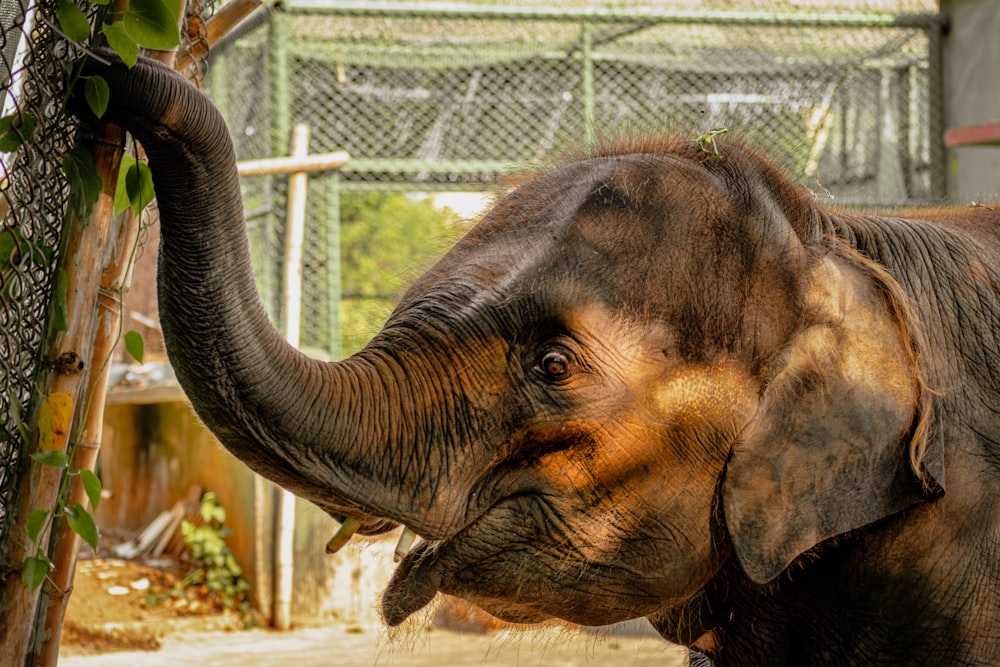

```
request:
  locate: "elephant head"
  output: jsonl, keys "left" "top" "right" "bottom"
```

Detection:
{"left": 81, "top": 56, "right": 946, "bottom": 638}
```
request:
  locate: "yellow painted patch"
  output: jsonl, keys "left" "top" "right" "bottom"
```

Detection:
{"left": 38, "top": 392, "right": 73, "bottom": 452}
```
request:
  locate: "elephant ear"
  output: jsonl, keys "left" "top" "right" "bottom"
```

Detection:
{"left": 723, "top": 249, "right": 944, "bottom": 584}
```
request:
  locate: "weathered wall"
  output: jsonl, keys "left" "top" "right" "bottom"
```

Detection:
{"left": 941, "top": 0, "right": 1000, "bottom": 202}
{"left": 98, "top": 395, "right": 396, "bottom": 626}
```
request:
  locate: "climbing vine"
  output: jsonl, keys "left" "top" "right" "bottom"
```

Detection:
{"left": 2, "top": 0, "right": 182, "bottom": 595}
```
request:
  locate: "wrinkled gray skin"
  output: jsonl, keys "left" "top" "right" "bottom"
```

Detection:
{"left": 79, "top": 55, "right": 1000, "bottom": 665}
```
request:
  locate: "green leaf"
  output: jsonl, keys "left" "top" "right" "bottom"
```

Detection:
{"left": 62, "top": 145, "right": 103, "bottom": 219}
{"left": 103, "top": 22, "right": 139, "bottom": 67}
{"left": 0, "top": 113, "right": 37, "bottom": 152}
{"left": 0, "top": 227, "right": 21, "bottom": 271}
{"left": 124, "top": 330, "right": 145, "bottom": 363}
{"left": 80, "top": 469, "right": 102, "bottom": 510}
{"left": 65, "top": 503, "right": 100, "bottom": 550}
{"left": 123, "top": 0, "right": 181, "bottom": 50}
{"left": 56, "top": 0, "right": 91, "bottom": 43}
{"left": 31, "top": 450, "right": 69, "bottom": 469}
{"left": 115, "top": 159, "right": 156, "bottom": 216}
{"left": 9, "top": 394, "right": 30, "bottom": 445}
{"left": 22, "top": 555, "right": 51, "bottom": 595}
{"left": 52, "top": 266, "right": 69, "bottom": 332}
{"left": 27, "top": 509, "right": 49, "bottom": 544}
{"left": 84, "top": 75, "right": 110, "bottom": 119}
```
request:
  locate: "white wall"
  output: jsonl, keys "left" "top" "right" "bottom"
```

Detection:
{"left": 942, "top": 0, "right": 1000, "bottom": 203}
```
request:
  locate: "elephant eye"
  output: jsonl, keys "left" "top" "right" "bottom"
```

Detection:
{"left": 536, "top": 350, "right": 572, "bottom": 382}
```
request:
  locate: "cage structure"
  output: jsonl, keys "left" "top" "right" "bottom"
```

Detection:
{"left": 204, "top": 0, "right": 944, "bottom": 361}
{"left": 0, "top": 0, "right": 77, "bottom": 539}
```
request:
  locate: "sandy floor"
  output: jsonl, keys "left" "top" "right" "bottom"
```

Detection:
{"left": 58, "top": 622, "right": 688, "bottom": 667}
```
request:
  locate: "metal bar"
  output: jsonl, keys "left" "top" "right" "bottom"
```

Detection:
{"left": 925, "top": 22, "right": 947, "bottom": 201}
{"left": 326, "top": 173, "right": 342, "bottom": 361}
{"left": 581, "top": 21, "right": 595, "bottom": 147}
{"left": 268, "top": 9, "right": 290, "bottom": 157}
{"left": 340, "top": 158, "right": 523, "bottom": 175}
{"left": 284, "top": 0, "right": 943, "bottom": 29}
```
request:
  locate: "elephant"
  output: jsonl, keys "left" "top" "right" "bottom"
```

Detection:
{"left": 75, "top": 54, "right": 1000, "bottom": 666}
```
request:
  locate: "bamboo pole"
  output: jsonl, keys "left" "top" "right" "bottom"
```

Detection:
{"left": 29, "top": 21, "right": 192, "bottom": 667}
{"left": 33, "top": 195, "right": 142, "bottom": 667}
{"left": 272, "top": 123, "right": 310, "bottom": 631}
{"left": 173, "top": 0, "right": 263, "bottom": 74}
{"left": 0, "top": 118, "right": 126, "bottom": 667}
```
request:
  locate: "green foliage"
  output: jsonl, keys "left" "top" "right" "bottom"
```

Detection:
{"left": 11, "top": 0, "right": 176, "bottom": 602}
{"left": 696, "top": 127, "right": 729, "bottom": 159}
{"left": 64, "top": 502, "right": 99, "bottom": 550}
{"left": 124, "top": 329, "right": 144, "bottom": 363}
{"left": 339, "top": 193, "right": 468, "bottom": 354}
{"left": 114, "top": 158, "right": 155, "bottom": 216}
{"left": 0, "top": 112, "right": 36, "bottom": 152}
{"left": 21, "top": 555, "right": 52, "bottom": 594}
{"left": 149, "top": 493, "right": 252, "bottom": 619}
{"left": 20, "top": 464, "right": 105, "bottom": 594}
{"left": 83, "top": 75, "right": 110, "bottom": 119}
{"left": 61, "top": 144, "right": 103, "bottom": 220}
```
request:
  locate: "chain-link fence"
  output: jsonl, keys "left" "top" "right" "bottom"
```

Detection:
{"left": 204, "top": 0, "right": 944, "bottom": 360}
{"left": 0, "top": 0, "right": 75, "bottom": 543}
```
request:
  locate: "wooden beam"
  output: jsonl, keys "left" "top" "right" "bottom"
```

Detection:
{"left": 236, "top": 151, "right": 350, "bottom": 176}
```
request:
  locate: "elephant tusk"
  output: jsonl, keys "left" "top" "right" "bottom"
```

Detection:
{"left": 325, "top": 516, "right": 362, "bottom": 554}
{"left": 394, "top": 526, "right": 418, "bottom": 563}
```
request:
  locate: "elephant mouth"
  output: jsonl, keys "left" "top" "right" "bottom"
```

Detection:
{"left": 380, "top": 494, "right": 552, "bottom": 626}
{"left": 381, "top": 538, "right": 449, "bottom": 625}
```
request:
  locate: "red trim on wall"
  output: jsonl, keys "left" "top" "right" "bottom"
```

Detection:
{"left": 945, "top": 122, "right": 1000, "bottom": 147}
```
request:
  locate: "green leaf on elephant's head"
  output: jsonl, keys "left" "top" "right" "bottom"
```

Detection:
{"left": 103, "top": 22, "right": 139, "bottom": 67}
{"left": 22, "top": 554, "right": 52, "bottom": 595}
{"left": 62, "top": 145, "right": 103, "bottom": 220}
{"left": 84, "top": 75, "right": 110, "bottom": 119}
{"left": 27, "top": 509, "right": 49, "bottom": 544}
{"left": 124, "top": 329, "right": 144, "bottom": 363}
{"left": 79, "top": 469, "right": 103, "bottom": 510}
{"left": 123, "top": 0, "right": 181, "bottom": 51}
{"left": 65, "top": 502, "right": 99, "bottom": 550}
{"left": 56, "top": 0, "right": 91, "bottom": 43}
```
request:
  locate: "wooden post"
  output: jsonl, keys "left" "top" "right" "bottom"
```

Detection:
{"left": 272, "top": 123, "right": 310, "bottom": 631}
{"left": 27, "top": 13, "right": 193, "bottom": 665}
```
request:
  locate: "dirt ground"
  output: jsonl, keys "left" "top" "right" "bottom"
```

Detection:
{"left": 58, "top": 557, "right": 689, "bottom": 667}
{"left": 60, "top": 557, "right": 248, "bottom": 655}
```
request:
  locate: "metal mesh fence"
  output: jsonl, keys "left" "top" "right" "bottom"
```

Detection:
{"left": 205, "top": 0, "right": 943, "bottom": 359}
{"left": 0, "top": 0, "right": 75, "bottom": 541}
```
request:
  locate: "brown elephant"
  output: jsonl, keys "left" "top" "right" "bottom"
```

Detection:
{"left": 77, "top": 55, "right": 1000, "bottom": 665}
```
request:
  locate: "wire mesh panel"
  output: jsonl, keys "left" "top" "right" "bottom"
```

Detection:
{"left": 206, "top": 0, "right": 943, "bottom": 361}
{"left": 0, "top": 0, "right": 74, "bottom": 539}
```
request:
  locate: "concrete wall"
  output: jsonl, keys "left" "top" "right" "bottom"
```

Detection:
{"left": 942, "top": 0, "right": 1000, "bottom": 203}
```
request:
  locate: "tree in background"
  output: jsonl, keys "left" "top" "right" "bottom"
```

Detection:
{"left": 338, "top": 192, "right": 471, "bottom": 356}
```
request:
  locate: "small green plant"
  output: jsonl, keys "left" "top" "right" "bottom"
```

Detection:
{"left": 696, "top": 127, "right": 729, "bottom": 159}
{"left": 148, "top": 492, "right": 253, "bottom": 623}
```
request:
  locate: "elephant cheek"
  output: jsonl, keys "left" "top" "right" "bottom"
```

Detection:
{"left": 648, "top": 360, "right": 758, "bottom": 459}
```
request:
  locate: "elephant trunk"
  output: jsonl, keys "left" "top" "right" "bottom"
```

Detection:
{"left": 85, "top": 55, "right": 447, "bottom": 536}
